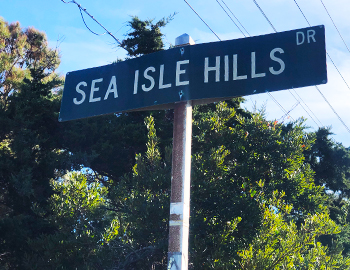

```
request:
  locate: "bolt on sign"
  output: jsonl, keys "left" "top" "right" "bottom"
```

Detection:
{"left": 59, "top": 25, "right": 327, "bottom": 122}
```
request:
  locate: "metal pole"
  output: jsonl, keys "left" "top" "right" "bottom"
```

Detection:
{"left": 167, "top": 34, "right": 195, "bottom": 270}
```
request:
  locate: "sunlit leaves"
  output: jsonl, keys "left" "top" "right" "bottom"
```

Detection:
{"left": 238, "top": 192, "right": 349, "bottom": 269}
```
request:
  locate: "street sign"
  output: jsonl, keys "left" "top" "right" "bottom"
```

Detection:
{"left": 59, "top": 25, "right": 327, "bottom": 122}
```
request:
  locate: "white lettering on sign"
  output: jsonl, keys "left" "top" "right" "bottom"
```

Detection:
{"left": 297, "top": 30, "right": 316, "bottom": 45}
{"left": 73, "top": 81, "right": 87, "bottom": 105}
{"left": 159, "top": 64, "right": 172, "bottom": 89}
{"left": 142, "top": 66, "right": 156, "bottom": 92}
{"left": 73, "top": 76, "right": 119, "bottom": 105}
{"left": 204, "top": 56, "right": 220, "bottom": 83}
{"left": 133, "top": 61, "right": 190, "bottom": 95}
{"left": 233, "top": 54, "right": 248, "bottom": 80}
{"left": 224, "top": 55, "right": 229, "bottom": 82}
{"left": 203, "top": 47, "right": 285, "bottom": 83}
{"left": 133, "top": 70, "right": 139, "bottom": 94}
{"left": 104, "top": 76, "right": 118, "bottom": 99}
{"left": 176, "top": 60, "right": 190, "bottom": 86}
{"left": 89, "top": 78, "right": 103, "bottom": 103}
{"left": 251, "top": 52, "right": 266, "bottom": 78}
{"left": 269, "top": 48, "right": 285, "bottom": 75}
{"left": 71, "top": 47, "right": 288, "bottom": 106}
{"left": 307, "top": 30, "right": 316, "bottom": 43}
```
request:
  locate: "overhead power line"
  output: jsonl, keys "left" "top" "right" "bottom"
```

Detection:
{"left": 292, "top": 0, "right": 311, "bottom": 26}
{"left": 266, "top": 91, "right": 295, "bottom": 122}
{"left": 252, "top": 0, "right": 277, "bottom": 32}
{"left": 219, "top": 0, "right": 320, "bottom": 123}
{"left": 279, "top": 100, "right": 300, "bottom": 123}
{"left": 183, "top": 0, "right": 222, "bottom": 41}
{"left": 288, "top": 89, "right": 322, "bottom": 127}
{"left": 319, "top": 0, "right": 350, "bottom": 54}
{"left": 315, "top": 86, "right": 350, "bottom": 133}
{"left": 221, "top": 0, "right": 250, "bottom": 36}
{"left": 290, "top": 89, "right": 323, "bottom": 127}
{"left": 60, "top": 0, "right": 123, "bottom": 46}
{"left": 215, "top": 0, "right": 246, "bottom": 37}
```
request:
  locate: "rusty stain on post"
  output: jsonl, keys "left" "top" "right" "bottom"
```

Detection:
{"left": 167, "top": 34, "right": 194, "bottom": 270}
{"left": 168, "top": 101, "right": 192, "bottom": 270}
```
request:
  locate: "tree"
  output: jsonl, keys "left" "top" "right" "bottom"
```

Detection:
{"left": 237, "top": 191, "right": 350, "bottom": 269}
{"left": 105, "top": 101, "right": 347, "bottom": 269}
{"left": 0, "top": 17, "right": 59, "bottom": 104}
{"left": 305, "top": 127, "right": 350, "bottom": 197}
{"left": 0, "top": 15, "right": 175, "bottom": 268}
{"left": 23, "top": 172, "right": 119, "bottom": 269}
{"left": 188, "top": 102, "right": 327, "bottom": 268}
{"left": 0, "top": 19, "right": 67, "bottom": 269}
{"left": 304, "top": 127, "right": 350, "bottom": 257}
{"left": 120, "top": 15, "right": 176, "bottom": 58}
{"left": 108, "top": 116, "right": 172, "bottom": 269}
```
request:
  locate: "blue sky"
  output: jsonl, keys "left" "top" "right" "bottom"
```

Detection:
{"left": 1, "top": 0, "right": 350, "bottom": 146}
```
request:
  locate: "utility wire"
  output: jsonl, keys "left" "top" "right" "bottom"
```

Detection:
{"left": 251, "top": 0, "right": 316, "bottom": 121}
{"left": 315, "top": 86, "right": 350, "bottom": 133}
{"left": 326, "top": 52, "right": 350, "bottom": 91}
{"left": 291, "top": 89, "right": 323, "bottom": 126}
{"left": 221, "top": 0, "right": 250, "bottom": 36}
{"left": 60, "top": 0, "right": 123, "bottom": 45}
{"left": 183, "top": 0, "right": 222, "bottom": 41}
{"left": 252, "top": 0, "right": 277, "bottom": 32}
{"left": 78, "top": 7, "right": 106, "bottom": 36}
{"left": 233, "top": 0, "right": 320, "bottom": 122}
{"left": 319, "top": 0, "right": 350, "bottom": 53}
{"left": 279, "top": 100, "right": 300, "bottom": 123}
{"left": 266, "top": 91, "right": 295, "bottom": 121}
{"left": 288, "top": 90, "right": 321, "bottom": 127}
{"left": 292, "top": 0, "right": 311, "bottom": 26}
{"left": 215, "top": 0, "right": 246, "bottom": 37}
{"left": 219, "top": 0, "right": 330, "bottom": 126}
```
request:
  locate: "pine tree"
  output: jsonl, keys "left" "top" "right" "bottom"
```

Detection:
{"left": 0, "top": 18, "right": 66, "bottom": 269}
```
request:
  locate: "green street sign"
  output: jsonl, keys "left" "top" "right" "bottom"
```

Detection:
{"left": 59, "top": 25, "right": 327, "bottom": 122}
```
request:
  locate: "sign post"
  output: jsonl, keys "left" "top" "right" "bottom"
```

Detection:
{"left": 167, "top": 34, "right": 195, "bottom": 270}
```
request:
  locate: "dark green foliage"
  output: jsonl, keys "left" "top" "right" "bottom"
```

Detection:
{"left": 0, "top": 17, "right": 60, "bottom": 104}
{"left": 23, "top": 172, "right": 119, "bottom": 269}
{"left": 304, "top": 127, "right": 350, "bottom": 257}
{"left": 60, "top": 110, "right": 173, "bottom": 181}
{"left": 108, "top": 116, "right": 172, "bottom": 269}
{"left": 189, "top": 102, "right": 326, "bottom": 268}
{"left": 120, "top": 14, "right": 176, "bottom": 57}
{"left": 305, "top": 127, "right": 350, "bottom": 197}
{"left": 0, "top": 19, "right": 68, "bottom": 269}
{"left": 237, "top": 191, "right": 350, "bottom": 269}
{"left": 0, "top": 73, "right": 68, "bottom": 268}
